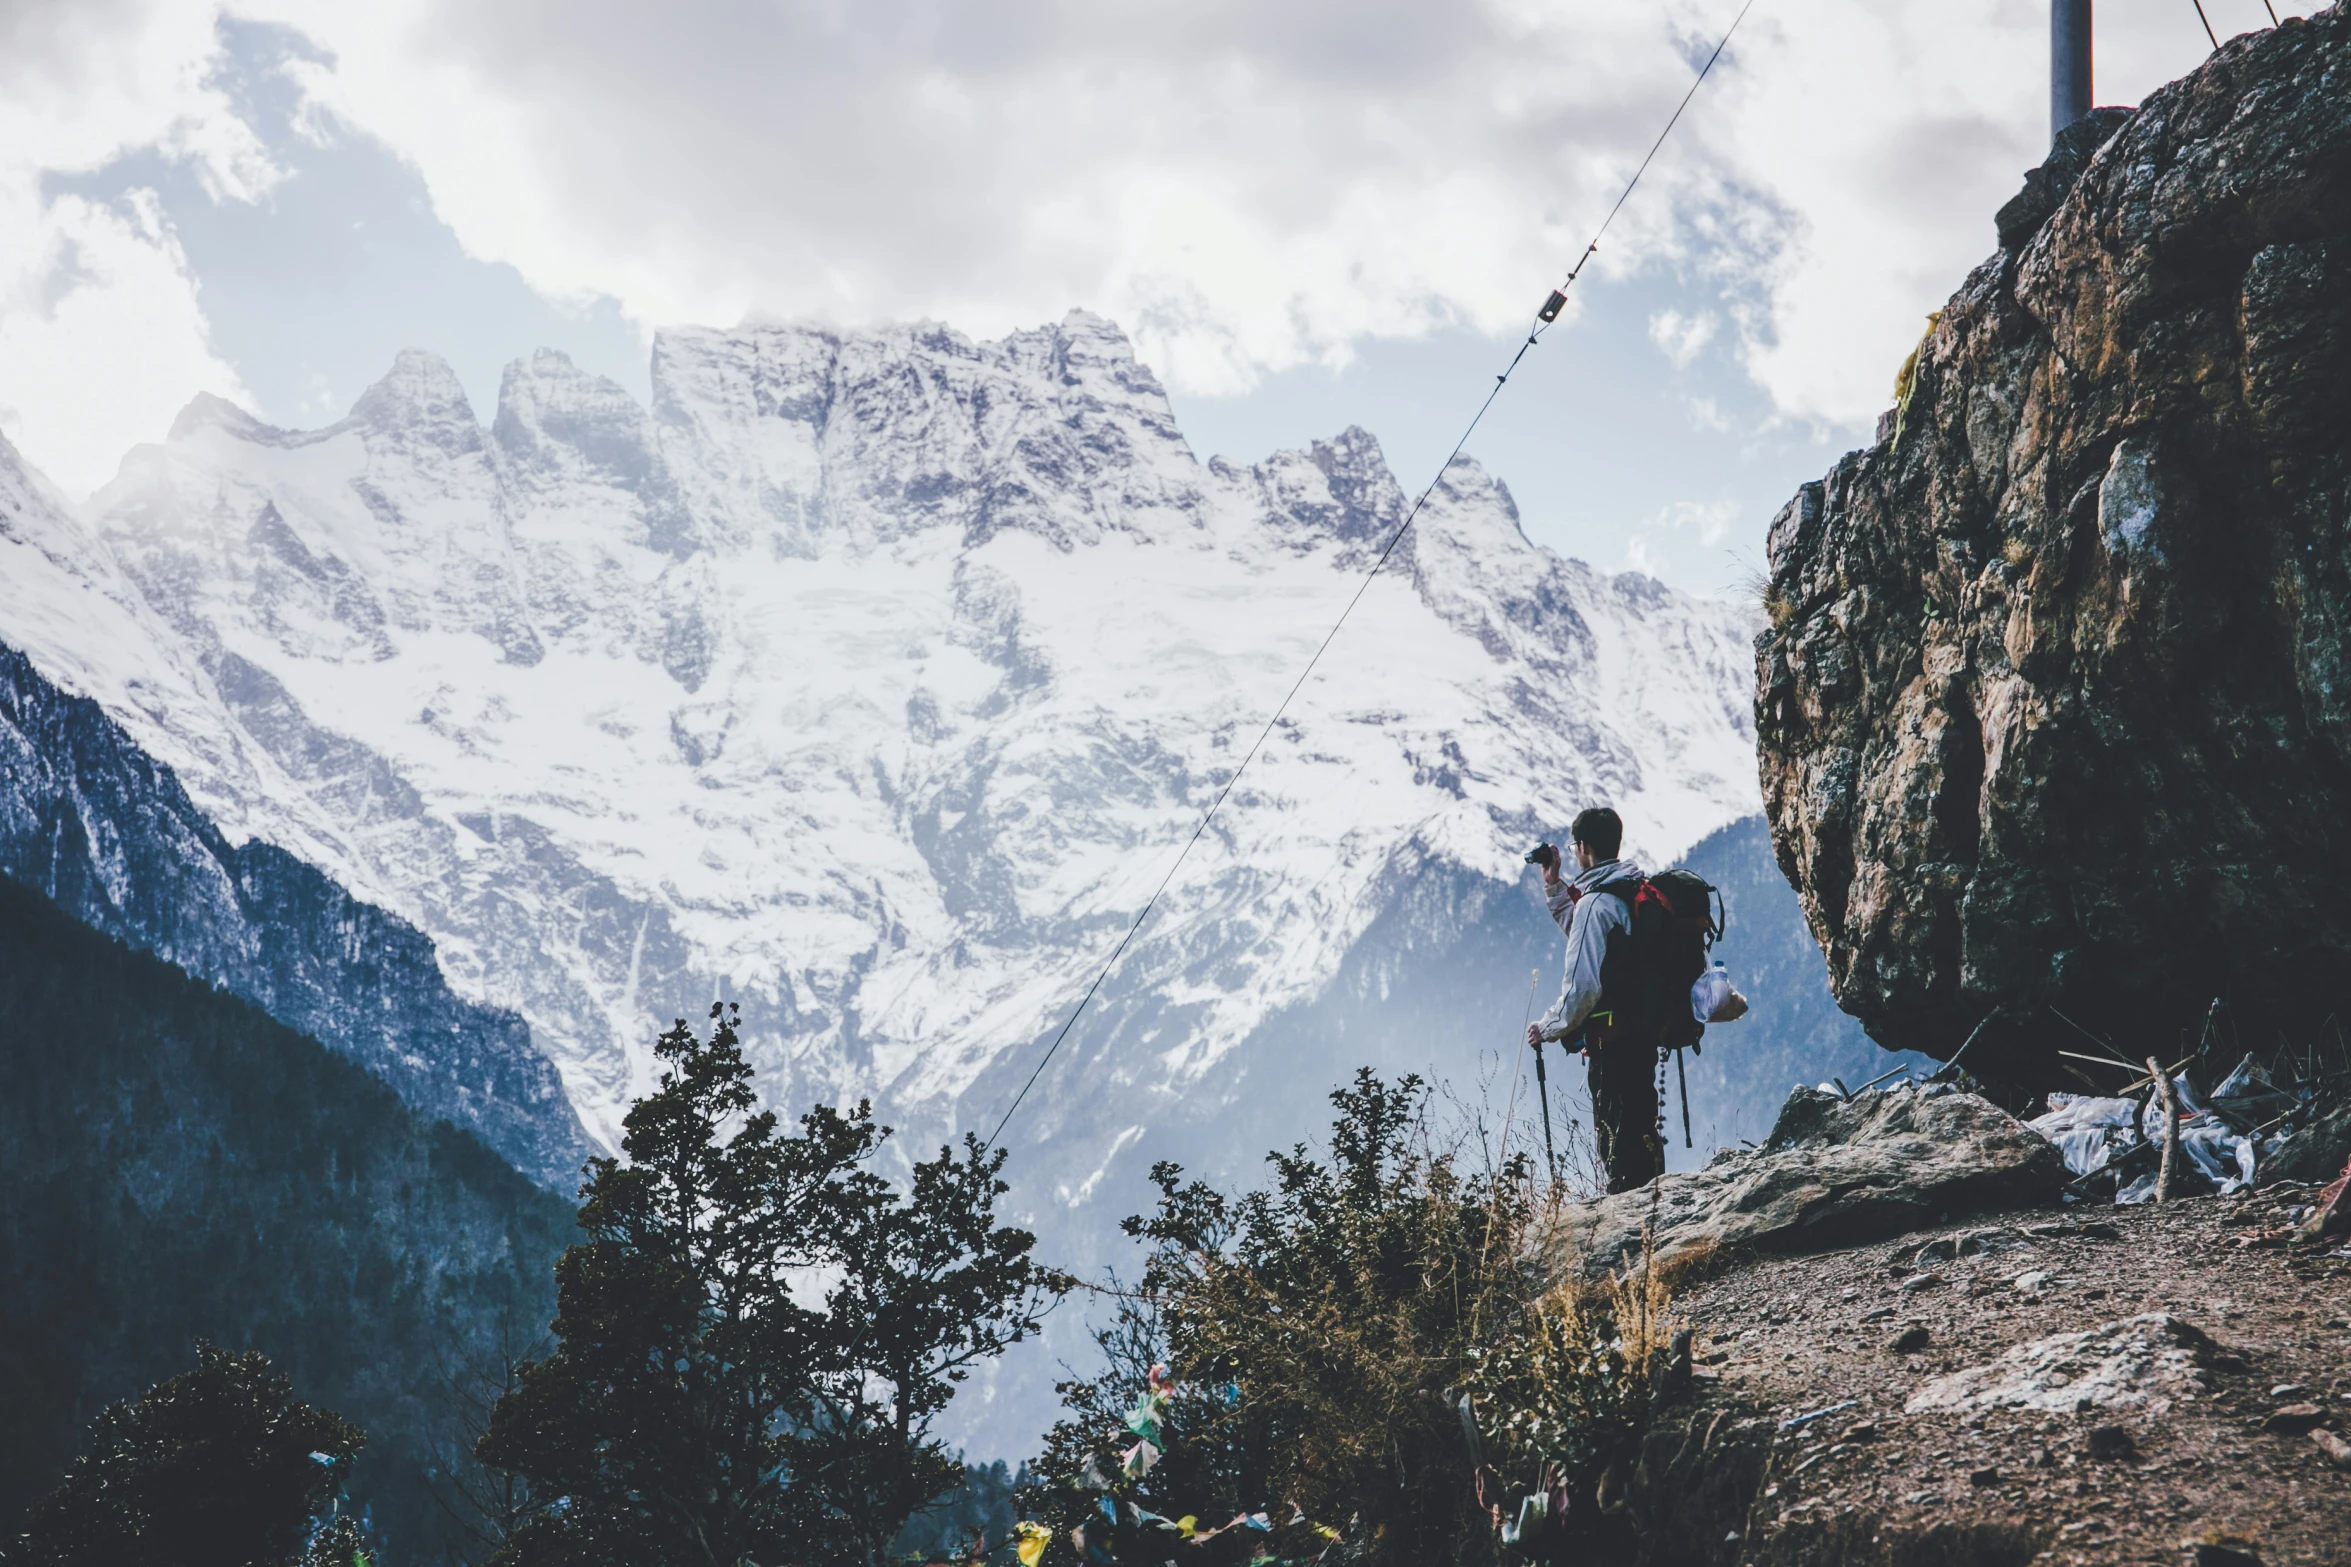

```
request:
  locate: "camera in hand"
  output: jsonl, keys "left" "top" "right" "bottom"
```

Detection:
{"left": 1524, "top": 842, "right": 1559, "bottom": 871}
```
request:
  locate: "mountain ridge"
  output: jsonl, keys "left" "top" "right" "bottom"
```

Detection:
{"left": 14, "top": 310, "right": 1764, "bottom": 1173}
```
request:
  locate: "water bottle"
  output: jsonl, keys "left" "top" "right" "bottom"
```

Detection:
{"left": 1691, "top": 959, "right": 1733, "bottom": 1024}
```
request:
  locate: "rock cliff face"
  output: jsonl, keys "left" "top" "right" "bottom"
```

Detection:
{"left": 0, "top": 641, "right": 592, "bottom": 1187}
{"left": 1757, "top": 11, "right": 2351, "bottom": 1084}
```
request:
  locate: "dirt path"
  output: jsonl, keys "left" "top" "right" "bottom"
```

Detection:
{"left": 1667, "top": 1186, "right": 2351, "bottom": 1565}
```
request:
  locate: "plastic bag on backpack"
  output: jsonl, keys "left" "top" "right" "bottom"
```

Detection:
{"left": 1690, "top": 961, "right": 1747, "bottom": 1023}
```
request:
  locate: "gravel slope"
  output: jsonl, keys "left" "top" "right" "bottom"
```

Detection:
{"left": 1660, "top": 1187, "right": 2351, "bottom": 1565}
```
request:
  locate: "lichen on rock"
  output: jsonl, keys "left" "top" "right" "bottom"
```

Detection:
{"left": 1757, "top": 11, "right": 2351, "bottom": 1084}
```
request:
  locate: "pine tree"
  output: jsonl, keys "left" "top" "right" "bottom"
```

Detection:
{"left": 479, "top": 1004, "right": 1057, "bottom": 1566}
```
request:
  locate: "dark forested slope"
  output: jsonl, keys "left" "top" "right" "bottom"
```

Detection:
{"left": 0, "top": 871, "right": 573, "bottom": 1563}
{"left": 0, "top": 641, "right": 592, "bottom": 1187}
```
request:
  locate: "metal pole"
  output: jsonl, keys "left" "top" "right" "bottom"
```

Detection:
{"left": 2052, "top": 0, "right": 2093, "bottom": 142}
{"left": 1532, "top": 1040, "right": 1559, "bottom": 1186}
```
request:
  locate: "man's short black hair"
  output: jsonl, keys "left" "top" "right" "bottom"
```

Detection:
{"left": 1570, "top": 806, "right": 1623, "bottom": 860}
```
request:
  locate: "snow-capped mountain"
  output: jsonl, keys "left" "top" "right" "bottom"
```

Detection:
{"left": 2, "top": 431, "right": 593, "bottom": 1184}
{"left": 0, "top": 308, "right": 1901, "bottom": 1445}
{"left": 21, "top": 311, "right": 1761, "bottom": 1178}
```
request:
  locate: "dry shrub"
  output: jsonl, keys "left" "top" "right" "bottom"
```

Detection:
{"left": 1650, "top": 1235, "right": 1733, "bottom": 1294}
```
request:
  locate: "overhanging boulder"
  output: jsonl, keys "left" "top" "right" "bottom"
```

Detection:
{"left": 1754, "top": 12, "right": 2351, "bottom": 1083}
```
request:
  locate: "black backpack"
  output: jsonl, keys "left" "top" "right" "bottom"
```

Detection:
{"left": 1594, "top": 869, "right": 1723, "bottom": 1050}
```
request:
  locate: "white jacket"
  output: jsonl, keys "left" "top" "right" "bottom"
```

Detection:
{"left": 1535, "top": 858, "right": 1645, "bottom": 1043}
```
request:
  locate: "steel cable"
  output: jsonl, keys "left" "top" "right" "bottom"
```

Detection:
{"left": 980, "top": 0, "right": 1759, "bottom": 1152}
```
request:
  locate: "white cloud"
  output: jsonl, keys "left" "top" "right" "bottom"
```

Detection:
{"left": 0, "top": 0, "right": 2301, "bottom": 486}
{"left": 257, "top": 0, "right": 1714, "bottom": 388}
{"left": 0, "top": 189, "right": 253, "bottom": 494}
{"left": 251, "top": 0, "right": 2271, "bottom": 422}
{"left": 1683, "top": 393, "right": 1731, "bottom": 434}
{"left": 1649, "top": 307, "right": 1717, "bottom": 367}
{"left": 0, "top": 0, "right": 266, "bottom": 494}
{"left": 1627, "top": 496, "right": 1739, "bottom": 576}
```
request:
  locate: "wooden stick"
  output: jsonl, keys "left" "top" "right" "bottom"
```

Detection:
{"left": 2146, "top": 1056, "right": 2179, "bottom": 1204}
{"left": 2049, "top": 1006, "right": 2129, "bottom": 1059}
{"left": 2119, "top": 1053, "right": 2195, "bottom": 1095}
{"left": 2057, "top": 1049, "right": 2138, "bottom": 1071}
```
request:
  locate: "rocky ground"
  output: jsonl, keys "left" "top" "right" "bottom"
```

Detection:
{"left": 1660, "top": 1189, "right": 2351, "bottom": 1565}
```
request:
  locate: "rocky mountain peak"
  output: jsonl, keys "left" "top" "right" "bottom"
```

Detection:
{"left": 492, "top": 348, "right": 670, "bottom": 506}
{"left": 1006, "top": 308, "right": 1180, "bottom": 415}
{"left": 346, "top": 348, "right": 488, "bottom": 464}
{"left": 1245, "top": 426, "right": 1413, "bottom": 561}
{"left": 166, "top": 392, "right": 297, "bottom": 448}
{"left": 1425, "top": 453, "right": 1521, "bottom": 537}
{"left": 648, "top": 313, "right": 1208, "bottom": 556}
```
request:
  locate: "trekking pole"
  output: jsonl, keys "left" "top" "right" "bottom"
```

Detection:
{"left": 1533, "top": 1040, "right": 1559, "bottom": 1188}
{"left": 1675, "top": 1045, "right": 1693, "bottom": 1149}
{"left": 1516, "top": 968, "right": 1558, "bottom": 1187}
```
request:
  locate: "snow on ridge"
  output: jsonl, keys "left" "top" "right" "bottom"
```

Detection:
{"left": 3, "top": 312, "right": 1760, "bottom": 1157}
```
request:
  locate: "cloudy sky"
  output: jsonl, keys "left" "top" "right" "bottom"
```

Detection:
{"left": 0, "top": 0, "right": 2301, "bottom": 592}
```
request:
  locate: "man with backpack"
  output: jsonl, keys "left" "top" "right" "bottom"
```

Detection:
{"left": 1525, "top": 806, "right": 1723, "bottom": 1194}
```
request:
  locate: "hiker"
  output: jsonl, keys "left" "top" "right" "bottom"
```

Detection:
{"left": 1526, "top": 806, "right": 1662, "bottom": 1193}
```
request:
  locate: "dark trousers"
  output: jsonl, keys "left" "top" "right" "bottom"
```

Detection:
{"left": 1588, "top": 1028, "right": 1662, "bottom": 1193}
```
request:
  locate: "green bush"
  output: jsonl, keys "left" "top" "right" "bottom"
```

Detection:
{"left": 1023, "top": 1071, "right": 1683, "bottom": 1566}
